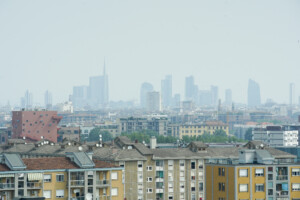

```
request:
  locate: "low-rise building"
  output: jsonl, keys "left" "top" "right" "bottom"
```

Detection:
{"left": 12, "top": 110, "right": 62, "bottom": 143}
{"left": 117, "top": 117, "right": 168, "bottom": 135}
{"left": 253, "top": 126, "right": 298, "bottom": 147}
{"left": 178, "top": 121, "right": 229, "bottom": 139}
{"left": 206, "top": 142, "right": 300, "bottom": 200}
{"left": 0, "top": 152, "right": 124, "bottom": 200}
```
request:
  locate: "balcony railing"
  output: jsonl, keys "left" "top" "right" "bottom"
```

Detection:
{"left": 96, "top": 180, "right": 110, "bottom": 187}
{"left": 0, "top": 183, "right": 14, "bottom": 189}
{"left": 27, "top": 182, "right": 42, "bottom": 189}
{"left": 96, "top": 196, "right": 110, "bottom": 200}
{"left": 71, "top": 196, "right": 84, "bottom": 200}
{"left": 70, "top": 180, "right": 84, "bottom": 186}
{"left": 155, "top": 178, "right": 164, "bottom": 182}
{"left": 276, "top": 191, "right": 289, "bottom": 196}
{"left": 156, "top": 188, "right": 164, "bottom": 193}
{"left": 276, "top": 175, "right": 288, "bottom": 180}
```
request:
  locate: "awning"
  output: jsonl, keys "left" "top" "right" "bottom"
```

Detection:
{"left": 0, "top": 174, "right": 14, "bottom": 178}
{"left": 28, "top": 173, "right": 43, "bottom": 181}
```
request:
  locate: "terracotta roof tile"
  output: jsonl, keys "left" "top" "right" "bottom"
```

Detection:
{"left": 23, "top": 157, "right": 78, "bottom": 170}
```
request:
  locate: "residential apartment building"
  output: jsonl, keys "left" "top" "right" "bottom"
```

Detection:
{"left": 253, "top": 126, "right": 298, "bottom": 147}
{"left": 12, "top": 110, "right": 62, "bottom": 143}
{"left": 206, "top": 142, "right": 300, "bottom": 200}
{"left": 117, "top": 117, "right": 168, "bottom": 135}
{"left": 176, "top": 121, "right": 229, "bottom": 139}
{"left": 0, "top": 138, "right": 296, "bottom": 200}
{"left": 0, "top": 152, "right": 124, "bottom": 200}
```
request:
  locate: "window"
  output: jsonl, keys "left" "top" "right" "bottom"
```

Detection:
{"left": 138, "top": 161, "right": 143, "bottom": 168}
{"left": 56, "top": 190, "right": 64, "bottom": 198}
{"left": 292, "top": 168, "right": 300, "bottom": 176}
{"left": 43, "top": 190, "right": 51, "bottom": 199}
{"left": 219, "top": 183, "right": 225, "bottom": 191}
{"left": 191, "top": 171, "right": 195, "bottom": 180}
{"left": 56, "top": 174, "right": 64, "bottom": 182}
{"left": 180, "top": 160, "right": 185, "bottom": 167}
{"left": 199, "top": 182, "right": 203, "bottom": 191}
{"left": 119, "top": 161, "right": 125, "bottom": 167}
{"left": 219, "top": 168, "right": 225, "bottom": 176}
{"left": 255, "top": 184, "right": 264, "bottom": 192}
{"left": 292, "top": 183, "right": 300, "bottom": 191}
{"left": 147, "top": 166, "right": 153, "bottom": 171}
{"left": 147, "top": 177, "right": 153, "bottom": 182}
{"left": 239, "top": 184, "right": 248, "bottom": 192}
{"left": 255, "top": 169, "right": 264, "bottom": 177}
{"left": 147, "top": 188, "right": 153, "bottom": 193}
{"left": 111, "top": 172, "right": 118, "bottom": 180}
{"left": 239, "top": 169, "right": 248, "bottom": 177}
{"left": 191, "top": 160, "right": 196, "bottom": 169}
{"left": 111, "top": 188, "right": 118, "bottom": 196}
{"left": 168, "top": 160, "right": 174, "bottom": 170}
{"left": 44, "top": 174, "right": 51, "bottom": 182}
{"left": 191, "top": 182, "right": 195, "bottom": 191}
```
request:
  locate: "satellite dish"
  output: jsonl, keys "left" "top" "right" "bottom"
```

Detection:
{"left": 23, "top": 136, "right": 26, "bottom": 140}
{"left": 78, "top": 146, "right": 83, "bottom": 151}
{"left": 99, "top": 144, "right": 102, "bottom": 147}
{"left": 68, "top": 142, "right": 71, "bottom": 146}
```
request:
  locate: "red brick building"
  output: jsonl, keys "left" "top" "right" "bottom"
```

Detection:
{"left": 12, "top": 110, "right": 62, "bottom": 143}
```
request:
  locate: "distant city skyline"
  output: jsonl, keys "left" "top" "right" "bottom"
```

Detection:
{"left": 0, "top": 0, "right": 300, "bottom": 106}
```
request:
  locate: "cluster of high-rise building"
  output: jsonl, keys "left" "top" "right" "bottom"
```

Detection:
{"left": 72, "top": 64, "right": 109, "bottom": 110}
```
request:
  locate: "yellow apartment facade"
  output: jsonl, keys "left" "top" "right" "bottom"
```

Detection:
{"left": 0, "top": 153, "right": 124, "bottom": 200}
{"left": 206, "top": 147, "right": 300, "bottom": 200}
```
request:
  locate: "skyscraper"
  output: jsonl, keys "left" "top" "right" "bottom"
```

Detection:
{"left": 140, "top": 82, "right": 154, "bottom": 108}
{"left": 21, "top": 90, "right": 33, "bottom": 109}
{"left": 247, "top": 79, "right": 261, "bottom": 107}
{"left": 44, "top": 90, "right": 53, "bottom": 109}
{"left": 210, "top": 85, "right": 219, "bottom": 106}
{"left": 146, "top": 91, "right": 161, "bottom": 112}
{"left": 87, "top": 60, "right": 109, "bottom": 108}
{"left": 289, "top": 83, "right": 295, "bottom": 105}
{"left": 225, "top": 89, "right": 232, "bottom": 105}
{"left": 185, "top": 76, "right": 198, "bottom": 102}
{"left": 161, "top": 75, "right": 172, "bottom": 108}
{"left": 72, "top": 86, "right": 88, "bottom": 109}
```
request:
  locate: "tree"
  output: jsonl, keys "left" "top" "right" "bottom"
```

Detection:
{"left": 87, "top": 128, "right": 113, "bottom": 142}
{"left": 244, "top": 128, "right": 253, "bottom": 141}
{"left": 214, "top": 129, "right": 227, "bottom": 137}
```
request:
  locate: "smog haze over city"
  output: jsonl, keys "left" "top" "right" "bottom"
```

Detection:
{"left": 0, "top": 0, "right": 300, "bottom": 106}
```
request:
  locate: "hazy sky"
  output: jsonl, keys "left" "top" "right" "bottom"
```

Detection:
{"left": 0, "top": 0, "right": 300, "bottom": 106}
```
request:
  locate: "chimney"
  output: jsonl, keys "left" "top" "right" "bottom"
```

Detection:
{"left": 150, "top": 136, "right": 157, "bottom": 149}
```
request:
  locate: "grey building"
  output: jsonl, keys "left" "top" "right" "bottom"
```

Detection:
{"left": 161, "top": 75, "right": 172, "bottom": 109}
{"left": 247, "top": 79, "right": 261, "bottom": 107}
{"left": 140, "top": 82, "right": 154, "bottom": 108}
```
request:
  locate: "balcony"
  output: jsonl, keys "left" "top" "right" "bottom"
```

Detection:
{"left": 156, "top": 188, "right": 164, "bottom": 193}
{"left": 96, "top": 180, "right": 110, "bottom": 187}
{"left": 276, "top": 191, "right": 289, "bottom": 196}
{"left": 276, "top": 175, "right": 288, "bottom": 181}
{"left": 71, "top": 197, "right": 85, "bottom": 200}
{"left": 96, "top": 196, "right": 110, "bottom": 200}
{"left": 156, "top": 166, "right": 163, "bottom": 171}
{"left": 156, "top": 178, "right": 164, "bottom": 182}
{"left": 0, "top": 183, "right": 14, "bottom": 190}
{"left": 70, "top": 180, "right": 84, "bottom": 187}
{"left": 27, "top": 182, "right": 42, "bottom": 189}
